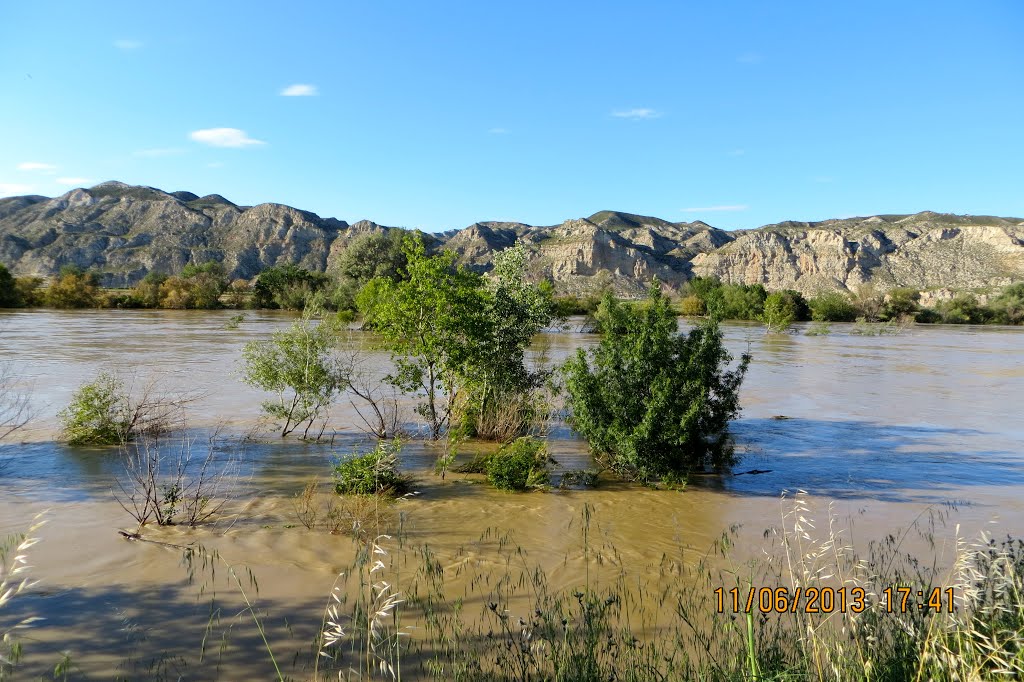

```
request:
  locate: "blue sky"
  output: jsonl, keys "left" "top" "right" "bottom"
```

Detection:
{"left": 1, "top": 1, "right": 1022, "bottom": 231}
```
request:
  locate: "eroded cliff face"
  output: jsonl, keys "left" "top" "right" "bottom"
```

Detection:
{"left": 691, "top": 214, "right": 1024, "bottom": 294}
{"left": 1, "top": 182, "right": 1022, "bottom": 294}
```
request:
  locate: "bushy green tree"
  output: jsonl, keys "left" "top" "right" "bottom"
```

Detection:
{"left": 253, "top": 264, "right": 328, "bottom": 310}
{"left": 58, "top": 372, "right": 131, "bottom": 445}
{"left": 882, "top": 288, "right": 921, "bottom": 321}
{"left": 563, "top": 287, "right": 750, "bottom": 483}
{"left": 329, "top": 230, "right": 410, "bottom": 311}
{"left": 359, "top": 235, "right": 487, "bottom": 439}
{"left": 0, "top": 265, "right": 20, "bottom": 307}
{"left": 241, "top": 313, "right": 348, "bottom": 438}
{"left": 809, "top": 291, "right": 858, "bottom": 322}
{"left": 157, "top": 261, "right": 227, "bottom": 309}
{"left": 760, "top": 292, "right": 796, "bottom": 332}
{"left": 988, "top": 283, "right": 1024, "bottom": 325}
{"left": 717, "top": 283, "right": 767, "bottom": 320}
{"left": 463, "top": 244, "right": 552, "bottom": 436}
{"left": 935, "top": 294, "right": 988, "bottom": 324}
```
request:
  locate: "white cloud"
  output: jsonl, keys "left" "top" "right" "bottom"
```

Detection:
{"left": 813, "top": 176, "right": 834, "bottom": 183}
{"left": 682, "top": 205, "right": 749, "bottom": 213}
{"left": 207, "top": 161, "right": 225, "bottom": 168}
{"left": 189, "top": 128, "right": 265, "bottom": 148}
{"left": 727, "top": 149, "right": 746, "bottom": 157}
{"left": 17, "top": 161, "right": 57, "bottom": 171}
{"left": 134, "top": 147, "right": 184, "bottom": 158}
{"left": 114, "top": 39, "right": 143, "bottom": 50}
{"left": 611, "top": 108, "right": 662, "bottom": 120}
{"left": 736, "top": 52, "right": 763, "bottom": 64}
{"left": 488, "top": 127, "right": 509, "bottom": 135}
{"left": 56, "top": 177, "right": 93, "bottom": 186}
{"left": 0, "top": 183, "right": 34, "bottom": 195}
{"left": 280, "top": 84, "right": 318, "bottom": 97}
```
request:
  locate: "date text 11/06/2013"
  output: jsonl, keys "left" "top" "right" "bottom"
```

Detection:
{"left": 714, "top": 586, "right": 956, "bottom": 614}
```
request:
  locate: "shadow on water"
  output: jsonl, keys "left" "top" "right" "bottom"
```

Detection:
{"left": 707, "top": 417, "right": 1024, "bottom": 504}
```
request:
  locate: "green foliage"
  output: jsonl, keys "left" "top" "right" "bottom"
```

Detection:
{"left": 329, "top": 231, "right": 410, "bottom": 311}
{"left": 43, "top": 266, "right": 100, "bottom": 308}
{"left": 358, "top": 235, "right": 489, "bottom": 439}
{"left": 158, "top": 261, "right": 227, "bottom": 309}
{"left": 253, "top": 264, "right": 328, "bottom": 310}
{"left": 241, "top": 313, "right": 348, "bottom": 438}
{"left": 717, "top": 282, "right": 767, "bottom": 320}
{"left": 58, "top": 372, "right": 130, "bottom": 445}
{"left": 0, "top": 265, "right": 20, "bottom": 308}
{"left": 462, "top": 244, "right": 553, "bottom": 438}
{"left": 934, "top": 294, "right": 989, "bottom": 324}
{"left": 804, "top": 321, "right": 832, "bottom": 336}
{"left": 760, "top": 291, "right": 796, "bottom": 332}
{"left": 485, "top": 437, "right": 550, "bottom": 491}
{"left": 563, "top": 287, "right": 750, "bottom": 482}
{"left": 988, "top": 282, "right": 1024, "bottom": 325}
{"left": 882, "top": 287, "right": 921, "bottom": 320}
{"left": 332, "top": 439, "right": 410, "bottom": 496}
{"left": 809, "top": 291, "right": 859, "bottom": 322}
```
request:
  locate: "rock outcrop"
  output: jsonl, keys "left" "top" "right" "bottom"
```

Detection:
{"left": 1, "top": 183, "right": 1022, "bottom": 295}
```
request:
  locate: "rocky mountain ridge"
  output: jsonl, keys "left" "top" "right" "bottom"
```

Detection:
{"left": 1, "top": 181, "right": 1022, "bottom": 296}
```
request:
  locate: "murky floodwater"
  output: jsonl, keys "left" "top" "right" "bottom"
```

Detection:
{"left": 0, "top": 310, "right": 1022, "bottom": 679}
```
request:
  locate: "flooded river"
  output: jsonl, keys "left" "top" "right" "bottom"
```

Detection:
{"left": 0, "top": 310, "right": 1021, "bottom": 679}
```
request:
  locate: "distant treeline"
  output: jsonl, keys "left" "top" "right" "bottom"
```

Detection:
{"left": 1, "top": 238, "right": 1022, "bottom": 326}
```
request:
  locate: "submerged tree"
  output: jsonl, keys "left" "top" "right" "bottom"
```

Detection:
{"left": 358, "top": 235, "right": 487, "bottom": 439}
{"left": 563, "top": 286, "right": 750, "bottom": 483}
{"left": 241, "top": 312, "right": 348, "bottom": 438}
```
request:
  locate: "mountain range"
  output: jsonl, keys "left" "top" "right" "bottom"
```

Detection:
{"left": 2, "top": 181, "right": 1022, "bottom": 297}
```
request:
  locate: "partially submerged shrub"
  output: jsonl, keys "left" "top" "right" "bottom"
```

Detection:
{"left": 809, "top": 291, "right": 858, "bottom": 322}
{"left": 486, "top": 437, "right": 550, "bottom": 491}
{"left": 58, "top": 372, "right": 194, "bottom": 445}
{"left": 58, "top": 372, "right": 131, "bottom": 445}
{"left": 333, "top": 439, "right": 412, "bottom": 497}
{"left": 564, "top": 286, "right": 750, "bottom": 483}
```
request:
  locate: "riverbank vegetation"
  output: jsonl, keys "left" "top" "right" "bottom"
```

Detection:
{"left": 4, "top": 256, "right": 1024, "bottom": 328}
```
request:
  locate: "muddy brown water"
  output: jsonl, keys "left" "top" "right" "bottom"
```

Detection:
{"left": 0, "top": 310, "right": 1022, "bottom": 679}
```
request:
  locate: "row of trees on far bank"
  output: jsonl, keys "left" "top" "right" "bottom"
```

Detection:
{"left": 3, "top": 248, "right": 1024, "bottom": 327}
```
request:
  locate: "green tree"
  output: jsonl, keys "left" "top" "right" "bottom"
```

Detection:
{"left": 988, "top": 282, "right": 1024, "bottom": 325}
{"left": 563, "top": 287, "right": 750, "bottom": 483}
{"left": 359, "top": 235, "right": 488, "bottom": 439}
{"left": 936, "top": 294, "right": 988, "bottom": 324}
{"left": 463, "top": 244, "right": 553, "bottom": 436}
{"left": 58, "top": 372, "right": 131, "bottom": 445}
{"left": 882, "top": 288, "right": 921, "bottom": 321}
{"left": 253, "top": 264, "right": 328, "bottom": 310}
{"left": 329, "top": 230, "right": 410, "bottom": 311}
{"left": 241, "top": 313, "right": 348, "bottom": 438}
{"left": 760, "top": 291, "right": 796, "bottom": 332}
{"left": 717, "top": 283, "right": 767, "bottom": 320}
{"left": 0, "top": 265, "right": 20, "bottom": 307}
{"left": 809, "top": 291, "right": 858, "bottom": 322}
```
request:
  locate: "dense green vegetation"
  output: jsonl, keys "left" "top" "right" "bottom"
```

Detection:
{"left": 332, "top": 439, "right": 411, "bottom": 496}
{"left": 241, "top": 312, "right": 348, "bottom": 438}
{"left": 57, "top": 372, "right": 131, "bottom": 445}
{"left": 485, "top": 436, "right": 551, "bottom": 491}
{"left": 359, "top": 237, "right": 552, "bottom": 442}
{"left": 564, "top": 287, "right": 750, "bottom": 483}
